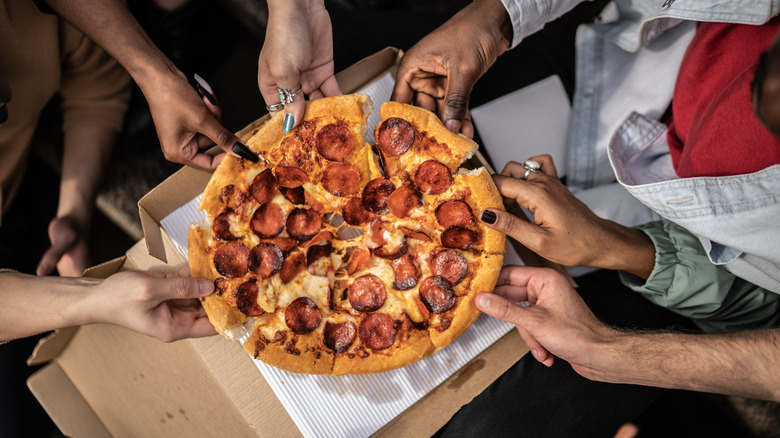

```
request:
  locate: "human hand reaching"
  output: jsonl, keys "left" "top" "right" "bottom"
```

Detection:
{"left": 36, "top": 215, "right": 90, "bottom": 277}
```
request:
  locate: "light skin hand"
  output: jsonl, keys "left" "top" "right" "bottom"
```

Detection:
{"left": 480, "top": 155, "right": 656, "bottom": 278}
{"left": 391, "top": 0, "right": 512, "bottom": 137}
{"left": 259, "top": 0, "right": 341, "bottom": 132}
{"left": 36, "top": 216, "right": 89, "bottom": 277}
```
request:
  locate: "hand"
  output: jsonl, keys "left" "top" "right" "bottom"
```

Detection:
{"left": 86, "top": 270, "right": 217, "bottom": 342}
{"left": 141, "top": 68, "right": 253, "bottom": 171}
{"left": 476, "top": 265, "right": 612, "bottom": 377}
{"left": 480, "top": 155, "right": 655, "bottom": 277}
{"left": 258, "top": 0, "right": 341, "bottom": 133}
{"left": 36, "top": 216, "right": 90, "bottom": 277}
{"left": 391, "top": 0, "right": 512, "bottom": 137}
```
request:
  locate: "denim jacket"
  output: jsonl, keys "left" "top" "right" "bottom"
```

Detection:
{"left": 501, "top": 0, "right": 780, "bottom": 291}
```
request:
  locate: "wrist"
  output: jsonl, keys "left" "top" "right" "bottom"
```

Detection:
{"left": 60, "top": 277, "right": 103, "bottom": 328}
{"left": 595, "top": 223, "right": 655, "bottom": 279}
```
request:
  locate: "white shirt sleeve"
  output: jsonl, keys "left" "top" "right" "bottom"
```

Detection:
{"left": 500, "top": 0, "right": 589, "bottom": 49}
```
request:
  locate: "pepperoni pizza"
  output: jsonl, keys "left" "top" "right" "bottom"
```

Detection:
{"left": 188, "top": 94, "right": 506, "bottom": 374}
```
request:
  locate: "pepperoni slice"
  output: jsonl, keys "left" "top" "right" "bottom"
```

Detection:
{"left": 376, "top": 117, "right": 415, "bottom": 157}
{"left": 342, "top": 196, "right": 372, "bottom": 226}
{"left": 212, "top": 210, "right": 237, "bottom": 241}
{"left": 280, "top": 186, "right": 305, "bottom": 204}
{"left": 262, "top": 236, "right": 298, "bottom": 253}
{"left": 275, "top": 165, "right": 309, "bottom": 188}
{"left": 234, "top": 281, "right": 265, "bottom": 317}
{"left": 362, "top": 177, "right": 395, "bottom": 214}
{"left": 285, "top": 207, "right": 321, "bottom": 241}
{"left": 306, "top": 243, "right": 333, "bottom": 267}
{"left": 284, "top": 297, "right": 322, "bottom": 334}
{"left": 213, "top": 241, "right": 250, "bottom": 278}
{"left": 399, "top": 226, "right": 432, "bottom": 242}
{"left": 304, "top": 191, "right": 327, "bottom": 213}
{"left": 431, "top": 249, "right": 468, "bottom": 286}
{"left": 359, "top": 313, "right": 396, "bottom": 350}
{"left": 279, "top": 251, "right": 306, "bottom": 284}
{"left": 321, "top": 161, "right": 361, "bottom": 197}
{"left": 250, "top": 203, "right": 285, "bottom": 238}
{"left": 414, "top": 160, "right": 452, "bottom": 195}
{"left": 316, "top": 122, "right": 354, "bottom": 161}
{"left": 249, "top": 243, "right": 284, "bottom": 279}
{"left": 373, "top": 237, "right": 408, "bottom": 260}
{"left": 324, "top": 321, "right": 357, "bottom": 353}
{"left": 348, "top": 274, "right": 387, "bottom": 312}
{"left": 347, "top": 247, "right": 371, "bottom": 275}
{"left": 249, "top": 169, "right": 280, "bottom": 204}
{"left": 300, "top": 230, "right": 333, "bottom": 248}
{"left": 387, "top": 185, "right": 422, "bottom": 218}
{"left": 441, "top": 226, "right": 478, "bottom": 250}
{"left": 391, "top": 254, "right": 419, "bottom": 290}
{"left": 419, "top": 276, "right": 456, "bottom": 314}
{"left": 435, "top": 200, "right": 474, "bottom": 227}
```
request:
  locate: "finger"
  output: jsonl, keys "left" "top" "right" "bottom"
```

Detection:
{"left": 479, "top": 207, "right": 541, "bottom": 249}
{"left": 281, "top": 84, "right": 305, "bottom": 134}
{"left": 493, "top": 284, "right": 531, "bottom": 303}
{"left": 527, "top": 154, "right": 559, "bottom": 179}
{"left": 442, "top": 75, "right": 474, "bottom": 133}
{"left": 475, "top": 292, "right": 526, "bottom": 325}
{"left": 415, "top": 92, "right": 437, "bottom": 114}
{"left": 173, "top": 317, "right": 218, "bottom": 339}
{"left": 196, "top": 116, "right": 258, "bottom": 168}
{"left": 460, "top": 109, "right": 474, "bottom": 139}
{"left": 318, "top": 75, "right": 342, "bottom": 98}
{"left": 515, "top": 324, "right": 554, "bottom": 367}
{"left": 391, "top": 61, "right": 416, "bottom": 104}
{"left": 155, "top": 276, "right": 215, "bottom": 302}
{"left": 36, "top": 246, "right": 63, "bottom": 276}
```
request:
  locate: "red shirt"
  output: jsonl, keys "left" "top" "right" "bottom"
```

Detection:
{"left": 667, "top": 18, "right": 780, "bottom": 178}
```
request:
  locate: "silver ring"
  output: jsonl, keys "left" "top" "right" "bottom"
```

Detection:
{"left": 266, "top": 102, "right": 284, "bottom": 112}
{"left": 521, "top": 160, "right": 541, "bottom": 181}
{"left": 277, "top": 84, "right": 302, "bottom": 105}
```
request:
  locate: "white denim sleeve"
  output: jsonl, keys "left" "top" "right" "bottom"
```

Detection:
{"left": 500, "top": 0, "right": 588, "bottom": 49}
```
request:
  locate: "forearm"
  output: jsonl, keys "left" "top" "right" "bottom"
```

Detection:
{"left": 590, "top": 329, "right": 780, "bottom": 401}
{"left": 594, "top": 221, "right": 656, "bottom": 279}
{"left": 0, "top": 272, "right": 99, "bottom": 341}
{"left": 58, "top": 125, "right": 116, "bottom": 229}
{"left": 43, "top": 0, "right": 176, "bottom": 86}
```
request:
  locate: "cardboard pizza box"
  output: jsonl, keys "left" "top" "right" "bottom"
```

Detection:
{"left": 28, "top": 46, "right": 569, "bottom": 438}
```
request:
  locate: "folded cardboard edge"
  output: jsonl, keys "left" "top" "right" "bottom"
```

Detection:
{"left": 139, "top": 46, "right": 402, "bottom": 261}
{"left": 27, "top": 362, "right": 112, "bottom": 438}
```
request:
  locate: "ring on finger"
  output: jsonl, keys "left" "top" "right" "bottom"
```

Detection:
{"left": 277, "top": 83, "right": 302, "bottom": 105}
{"left": 521, "top": 160, "right": 541, "bottom": 181}
{"left": 266, "top": 102, "right": 284, "bottom": 112}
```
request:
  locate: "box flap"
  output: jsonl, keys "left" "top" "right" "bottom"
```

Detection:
{"left": 338, "top": 47, "right": 401, "bottom": 94}
{"left": 28, "top": 362, "right": 111, "bottom": 438}
{"left": 26, "top": 326, "right": 79, "bottom": 366}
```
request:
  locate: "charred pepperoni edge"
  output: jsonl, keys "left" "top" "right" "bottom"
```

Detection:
{"left": 348, "top": 274, "right": 387, "bottom": 313}
{"left": 284, "top": 297, "right": 322, "bottom": 334}
{"left": 413, "top": 295, "right": 431, "bottom": 326}
{"left": 316, "top": 122, "right": 354, "bottom": 161}
{"left": 430, "top": 249, "right": 468, "bottom": 286}
{"left": 414, "top": 160, "right": 452, "bottom": 195}
{"left": 248, "top": 243, "right": 284, "bottom": 279}
{"left": 440, "top": 226, "right": 479, "bottom": 250}
{"left": 219, "top": 184, "right": 245, "bottom": 206}
{"left": 391, "top": 254, "right": 419, "bottom": 290}
{"left": 376, "top": 117, "right": 415, "bottom": 157}
{"left": 306, "top": 242, "right": 333, "bottom": 267}
{"left": 300, "top": 230, "right": 333, "bottom": 248}
{"left": 399, "top": 226, "right": 432, "bottom": 242}
{"left": 212, "top": 209, "right": 237, "bottom": 241}
{"left": 275, "top": 165, "right": 309, "bottom": 188}
{"left": 234, "top": 281, "right": 265, "bottom": 317}
{"left": 280, "top": 186, "right": 305, "bottom": 205}
{"left": 435, "top": 200, "right": 474, "bottom": 228}
{"left": 262, "top": 237, "right": 298, "bottom": 253}
{"left": 285, "top": 208, "right": 322, "bottom": 241}
{"left": 250, "top": 203, "right": 285, "bottom": 239}
{"left": 419, "top": 276, "right": 456, "bottom": 314}
{"left": 249, "top": 169, "right": 280, "bottom": 204}
{"left": 342, "top": 196, "right": 372, "bottom": 226}
{"left": 373, "top": 237, "right": 408, "bottom": 260}
{"left": 358, "top": 313, "right": 396, "bottom": 351}
{"left": 321, "top": 161, "right": 361, "bottom": 197}
{"left": 323, "top": 321, "right": 357, "bottom": 353}
{"left": 214, "top": 277, "right": 228, "bottom": 296}
{"left": 279, "top": 251, "right": 306, "bottom": 284}
{"left": 387, "top": 185, "right": 422, "bottom": 218}
{"left": 361, "top": 177, "right": 395, "bottom": 215}
{"left": 347, "top": 247, "right": 371, "bottom": 275}
{"left": 213, "top": 241, "right": 250, "bottom": 278}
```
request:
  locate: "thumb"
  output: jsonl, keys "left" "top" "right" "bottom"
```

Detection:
{"left": 198, "top": 116, "right": 258, "bottom": 165}
{"left": 159, "top": 276, "right": 215, "bottom": 302}
{"left": 442, "top": 74, "right": 475, "bottom": 133}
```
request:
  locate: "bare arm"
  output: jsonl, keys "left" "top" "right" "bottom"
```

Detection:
{"left": 477, "top": 266, "right": 780, "bottom": 401}
{"left": 0, "top": 270, "right": 216, "bottom": 343}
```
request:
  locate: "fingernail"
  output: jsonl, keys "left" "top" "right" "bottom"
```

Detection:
{"left": 199, "top": 279, "right": 215, "bottom": 294}
{"left": 477, "top": 294, "right": 491, "bottom": 309}
{"left": 481, "top": 210, "right": 497, "bottom": 224}
{"left": 283, "top": 113, "right": 295, "bottom": 134}
{"left": 232, "top": 142, "right": 259, "bottom": 163}
{"left": 531, "top": 349, "right": 539, "bottom": 360}
{"left": 445, "top": 119, "right": 460, "bottom": 133}
{"left": 192, "top": 73, "right": 217, "bottom": 105}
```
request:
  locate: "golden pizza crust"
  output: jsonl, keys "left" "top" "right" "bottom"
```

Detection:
{"left": 244, "top": 324, "right": 335, "bottom": 375}
{"left": 457, "top": 167, "right": 507, "bottom": 255}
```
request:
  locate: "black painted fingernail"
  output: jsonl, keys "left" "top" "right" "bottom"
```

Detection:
{"left": 232, "top": 142, "right": 258, "bottom": 163}
{"left": 192, "top": 73, "right": 217, "bottom": 105}
{"left": 196, "top": 82, "right": 217, "bottom": 105}
{"left": 481, "top": 210, "right": 497, "bottom": 224}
